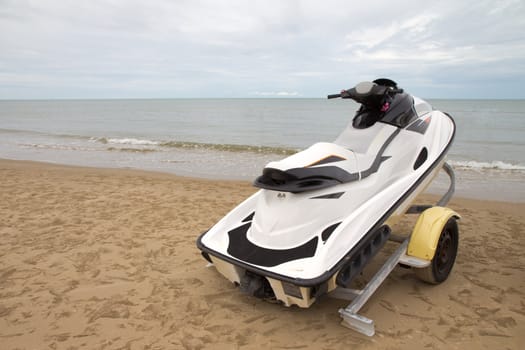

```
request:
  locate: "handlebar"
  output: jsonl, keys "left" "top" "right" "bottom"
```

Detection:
{"left": 388, "top": 88, "right": 404, "bottom": 94}
{"left": 326, "top": 86, "right": 404, "bottom": 100}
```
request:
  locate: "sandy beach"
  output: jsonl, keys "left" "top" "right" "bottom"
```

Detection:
{"left": 1, "top": 159, "right": 524, "bottom": 349}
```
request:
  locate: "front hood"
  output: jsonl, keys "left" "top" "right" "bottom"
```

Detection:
{"left": 248, "top": 189, "right": 351, "bottom": 248}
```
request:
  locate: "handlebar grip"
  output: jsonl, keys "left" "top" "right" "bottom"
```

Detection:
{"left": 327, "top": 94, "right": 341, "bottom": 99}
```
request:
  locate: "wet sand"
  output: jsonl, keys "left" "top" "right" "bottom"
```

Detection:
{"left": 1, "top": 159, "right": 524, "bottom": 349}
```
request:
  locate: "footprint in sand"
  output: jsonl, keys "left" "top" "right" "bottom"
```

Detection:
{"left": 87, "top": 297, "right": 135, "bottom": 323}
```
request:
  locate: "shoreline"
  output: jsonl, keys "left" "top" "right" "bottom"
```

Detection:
{"left": 1, "top": 158, "right": 524, "bottom": 349}
{"left": 1, "top": 157, "right": 524, "bottom": 203}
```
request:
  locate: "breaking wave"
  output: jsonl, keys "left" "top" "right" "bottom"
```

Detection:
{"left": 103, "top": 138, "right": 160, "bottom": 146}
{"left": 159, "top": 141, "right": 297, "bottom": 155}
{"left": 93, "top": 137, "right": 297, "bottom": 155}
{"left": 449, "top": 160, "right": 525, "bottom": 171}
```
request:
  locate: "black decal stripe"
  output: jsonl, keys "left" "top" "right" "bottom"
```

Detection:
{"left": 407, "top": 116, "right": 431, "bottom": 134}
{"left": 227, "top": 223, "right": 319, "bottom": 267}
{"left": 310, "top": 192, "right": 345, "bottom": 199}
{"left": 242, "top": 212, "right": 255, "bottom": 222}
{"left": 359, "top": 128, "right": 400, "bottom": 179}
{"left": 307, "top": 155, "right": 346, "bottom": 167}
{"left": 321, "top": 222, "right": 341, "bottom": 242}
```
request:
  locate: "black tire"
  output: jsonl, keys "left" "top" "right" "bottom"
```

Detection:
{"left": 414, "top": 217, "right": 459, "bottom": 284}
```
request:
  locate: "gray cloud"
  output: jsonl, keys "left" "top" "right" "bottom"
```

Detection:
{"left": 1, "top": 0, "right": 524, "bottom": 98}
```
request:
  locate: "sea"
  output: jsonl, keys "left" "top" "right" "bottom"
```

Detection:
{"left": 1, "top": 98, "right": 524, "bottom": 202}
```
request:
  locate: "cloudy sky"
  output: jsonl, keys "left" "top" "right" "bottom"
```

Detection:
{"left": 1, "top": 0, "right": 524, "bottom": 99}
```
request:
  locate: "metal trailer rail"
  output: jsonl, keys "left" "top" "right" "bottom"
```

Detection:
{"left": 330, "top": 162, "right": 455, "bottom": 336}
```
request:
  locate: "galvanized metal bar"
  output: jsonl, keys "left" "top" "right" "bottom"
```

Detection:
{"left": 342, "top": 239, "right": 408, "bottom": 314}
{"left": 338, "top": 239, "right": 409, "bottom": 336}
{"left": 437, "top": 162, "right": 455, "bottom": 207}
{"left": 339, "top": 312, "right": 375, "bottom": 336}
{"left": 328, "top": 288, "right": 363, "bottom": 301}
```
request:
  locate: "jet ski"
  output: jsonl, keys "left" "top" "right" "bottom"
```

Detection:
{"left": 196, "top": 79, "right": 459, "bottom": 336}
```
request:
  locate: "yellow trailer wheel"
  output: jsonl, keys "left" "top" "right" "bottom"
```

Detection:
{"left": 414, "top": 217, "right": 459, "bottom": 284}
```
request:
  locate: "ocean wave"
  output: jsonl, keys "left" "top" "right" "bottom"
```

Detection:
{"left": 159, "top": 141, "right": 297, "bottom": 155}
{"left": 449, "top": 160, "right": 525, "bottom": 171}
{"left": 19, "top": 143, "right": 97, "bottom": 151}
{"left": 106, "top": 147, "right": 158, "bottom": 153}
{"left": 92, "top": 137, "right": 297, "bottom": 155}
{"left": 0, "top": 128, "right": 30, "bottom": 134}
{"left": 93, "top": 137, "right": 160, "bottom": 146}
